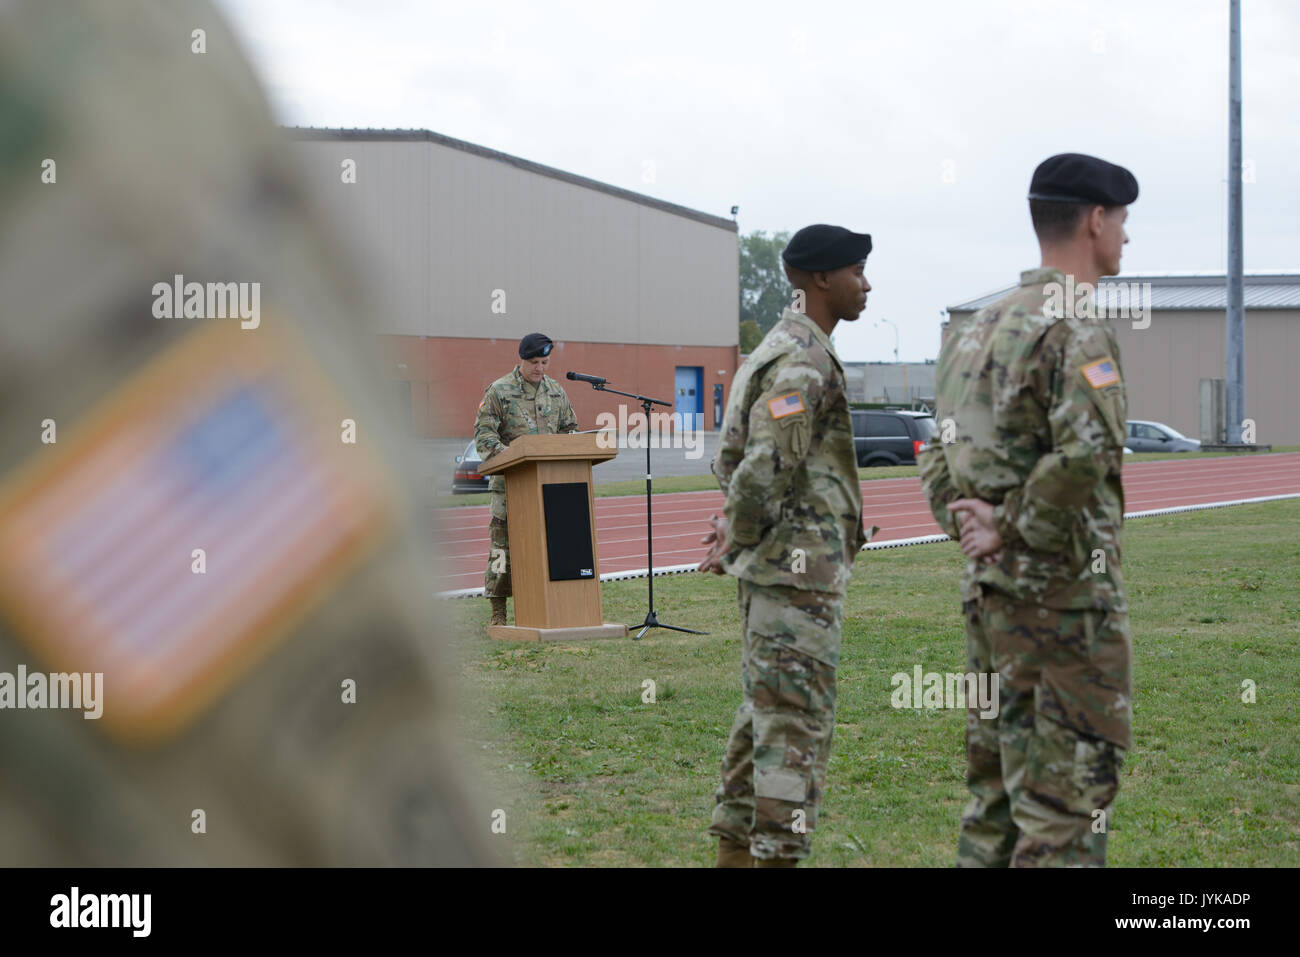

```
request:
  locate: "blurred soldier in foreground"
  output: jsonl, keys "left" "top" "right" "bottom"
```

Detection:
{"left": 919, "top": 153, "right": 1137, "bottom": 867}
{"left": 698, "top": 225, "right": 871, "bottom": 867}
{"left": 473, "top": 334, "right": 578, "bottom": 626}
{"left": 0, "top": 0, "right": 493, "bottom": 865}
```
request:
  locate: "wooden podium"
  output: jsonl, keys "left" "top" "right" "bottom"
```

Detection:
{"left": 478, "top": 433, "right": 628, "bottom": 642}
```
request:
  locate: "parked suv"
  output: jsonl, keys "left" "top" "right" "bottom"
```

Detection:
{"left": 852, "top": 409, "right": 936, "bottom": 467}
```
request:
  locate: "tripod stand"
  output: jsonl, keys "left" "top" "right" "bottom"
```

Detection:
{"left": 589, "top": 383, "right": 706, "bottom": 640}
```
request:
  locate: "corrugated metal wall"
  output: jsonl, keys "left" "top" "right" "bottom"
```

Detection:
{"left": 291, "top": 138, "right": 738, "bottom": 347}
{"left": 1112, "top": 308, "right": 1299, "bottom": 446}
{"left": 843, "top": 362, "right": 938, "bottom": 405}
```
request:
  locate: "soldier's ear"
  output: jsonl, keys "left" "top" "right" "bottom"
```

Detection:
{"left": 1086, "top": 204, "right": 1106, "bottom": 239}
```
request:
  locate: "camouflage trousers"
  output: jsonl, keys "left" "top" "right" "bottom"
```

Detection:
{"left": 709, "top": 580, "right": 842, "bottom": 861}
{"left": 958, "top": 588, "right": 1132, "bottom": 867}
{"left": 484, "top": 489, "right": 511, "bottom": 597}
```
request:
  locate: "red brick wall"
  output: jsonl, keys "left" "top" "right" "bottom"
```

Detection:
{"left": 383, "top": 336, "right": 741, "bottom": 438}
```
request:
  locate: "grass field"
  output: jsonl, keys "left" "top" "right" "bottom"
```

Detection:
{"left": 447, "top": 499, "right": 1300, "bottom": 866}
{"left": 435, "top": 445, "right": 1300, "bottom": 507}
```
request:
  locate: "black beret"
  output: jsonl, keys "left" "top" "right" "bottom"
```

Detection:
{"left": 782, "top": 224, "right": 872, "bottom": 272}
{"left": 518, "top": 332, "right": 554, "bottom": 359}
{"left": 1028, "top": 153, "right": 1139, "bottom": 206}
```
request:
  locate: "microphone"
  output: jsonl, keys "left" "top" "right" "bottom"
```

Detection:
{"left": 566, "top": 371, "right": 607, "bottom": 386}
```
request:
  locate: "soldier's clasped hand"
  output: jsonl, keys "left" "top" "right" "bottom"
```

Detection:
{"left": 948, "top": 498, "right": 1003, "bottom": 561}
{"left": 697, "top": 513, "right": 729, "bottom": 575}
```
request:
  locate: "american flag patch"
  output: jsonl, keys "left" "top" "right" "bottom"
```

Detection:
{"left": 1082, "top": 357, "right": 1121, "bottom": 389}
{"left": 0, "top": 322, "right": 396, "bottom": 743}
{"left": 767, "top": 392, "right": 806, "bottom": 419}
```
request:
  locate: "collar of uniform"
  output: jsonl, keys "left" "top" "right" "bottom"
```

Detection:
{"left": 780, "top": 308, "right": 842, "bottom": 369}
{"left": 1019, "top": 266, "right": 1066, "bottom": 287}
{"left": 512, "top": 366, "right": 542, "bottom": 397}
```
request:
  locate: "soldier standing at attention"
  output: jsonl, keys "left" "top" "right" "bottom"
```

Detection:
{"left": 919, "top": 153, "right": 1138, "bottom": 867}
{"left": 474, "top": 333, "right": 578, "bottom": 626}
{"left": 698, "top": 224, "right": 871, "bottom": 867}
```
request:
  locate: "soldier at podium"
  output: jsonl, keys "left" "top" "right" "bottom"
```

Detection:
{"left": 474, "top": 333, "right": 579, "bottom": 626}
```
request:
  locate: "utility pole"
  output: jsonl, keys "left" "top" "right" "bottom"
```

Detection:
{"left": 876, "top": 317, "right": 905, "bottom": 403}
{"left": 1225, "top": 0, "right": 1245, "bottom": 443}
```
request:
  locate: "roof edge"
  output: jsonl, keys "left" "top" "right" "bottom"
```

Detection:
{"left": 947, "top": 271, "right": 1300, "bottom": 313}
{"left": 945, "top": 282, "right": 1018, "bottom": 313}
{"left": 283, "top": 126, "right": 738, "bottom": 233}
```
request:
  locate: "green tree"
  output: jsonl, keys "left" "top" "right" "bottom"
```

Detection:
{"left": 738, "top": 319, "right": 763, "bottom": 353}
{"left": 739, "top": 230, "right": 792, "bottom": 337}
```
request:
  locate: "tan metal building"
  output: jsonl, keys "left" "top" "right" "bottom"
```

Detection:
{"left": 946, "top": 273, "right": 1300, "bottom": 447}
{"left": 286, "top": 128, "right": 740, "bottom": 438}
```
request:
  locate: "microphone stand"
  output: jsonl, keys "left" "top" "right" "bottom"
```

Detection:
{"left": 575, "top": 378, "right": 706, "bottom": 640}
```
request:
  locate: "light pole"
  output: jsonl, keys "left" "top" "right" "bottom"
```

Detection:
{"left": 876, "top": 318, "right": 904, "bottom": 404}
{"left": 1226, "top": 0, "right": 1244, "bottom": 444}
{"left": 875, "top": 317, "right": 899, "bottom": 362}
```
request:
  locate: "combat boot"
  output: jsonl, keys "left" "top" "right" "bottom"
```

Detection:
{"left": 488, "top": 597, "right": 508, "bottom": 626}
{"left": 754, "top": 856, "right": 797, "bottom": 867}
{"left": 715, "top": 837, "right": 753, "bottom": 868}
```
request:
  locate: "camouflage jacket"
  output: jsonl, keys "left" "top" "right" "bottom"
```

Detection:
{"left": 473, "top": 367, "right": 578, "bottom": 492}
{"left": 919, "top": 267, "right": 1128, "bottom": 611}
{"left": 714, "top": 308, "right": 867, "bottom": 594}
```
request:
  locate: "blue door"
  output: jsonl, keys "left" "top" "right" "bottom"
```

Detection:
{"left": 674, "top": 366, "right": 703, "bottom": 431}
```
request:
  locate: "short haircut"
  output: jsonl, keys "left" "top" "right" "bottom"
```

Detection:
{"left": 1030, "top": 199, "right": 1093, "bottom": 243}
{"left": 783, "top": 262, "right": 812, "bottom": 289}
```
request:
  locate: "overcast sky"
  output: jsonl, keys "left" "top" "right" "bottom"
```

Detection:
{"left": 217, "top": 0, "right": 1298, "bottom": 362}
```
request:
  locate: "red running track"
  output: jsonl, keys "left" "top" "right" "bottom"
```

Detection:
{"left": 434, "top": 452, "right": 1300, "bottom": 592}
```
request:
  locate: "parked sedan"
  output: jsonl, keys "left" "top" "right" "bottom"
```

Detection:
{"left": 451, "top": 440, "right": 490, "bottom": 493}
{"left": 1125, "top": 420, "right": 1201, "bottom": 453}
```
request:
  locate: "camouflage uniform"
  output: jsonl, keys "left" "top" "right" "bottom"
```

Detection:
{"left": 473, "top": 368, "right": 578, "bottom": 597}
{"left": 919, "top": 267, "right": 1132, "bottom": 867}
{"left": 708, "top": 308, "right": 867, "bottom": 862}
{"left": 0, "top": 0, "right": 493, "bottom": 865}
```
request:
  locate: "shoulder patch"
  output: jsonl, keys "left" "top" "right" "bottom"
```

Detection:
{"left": 1081, "top": 357, "right": 1121, "bottom": 389}
{"left": 767, "top": 392, "right": 805, "bottom": 419}
{"left": 0, "top": 322, "right": 396, "bottom": 745}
